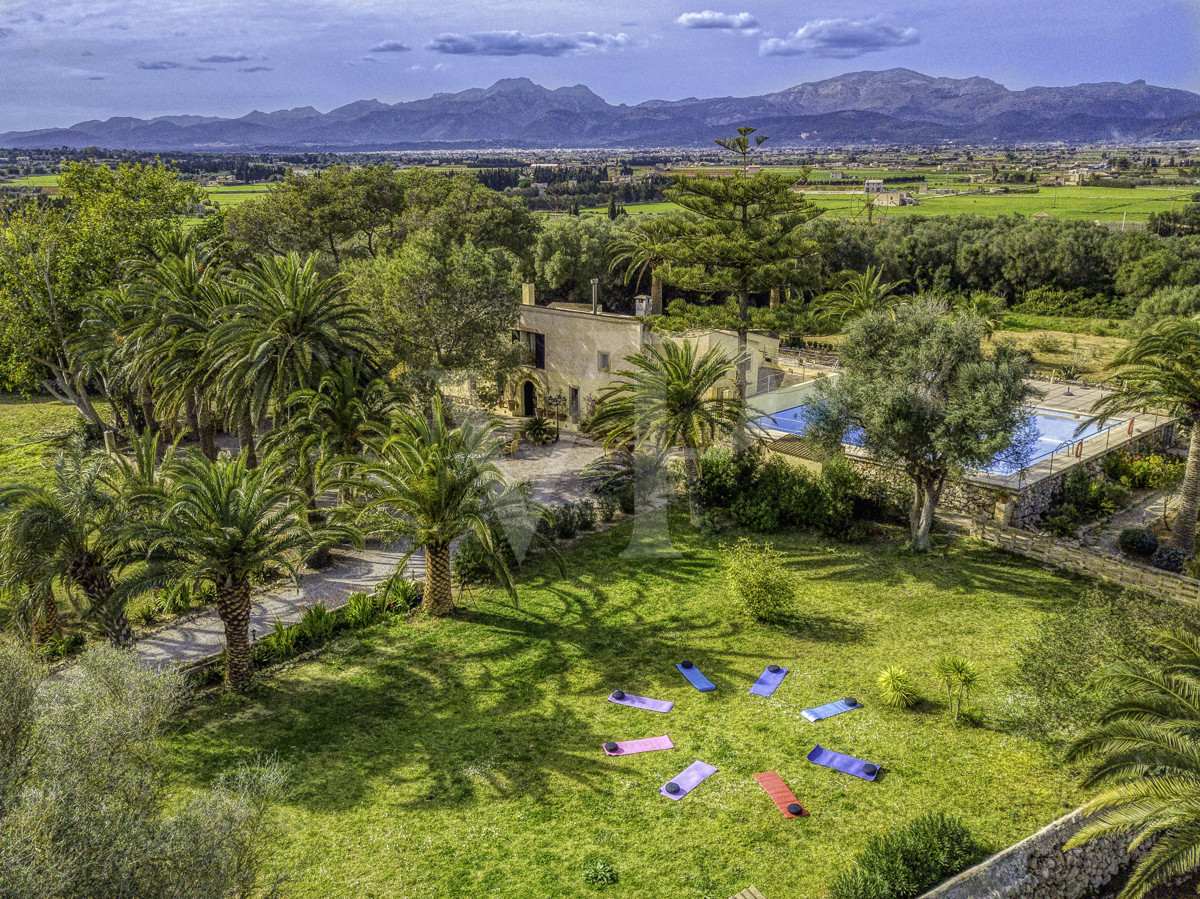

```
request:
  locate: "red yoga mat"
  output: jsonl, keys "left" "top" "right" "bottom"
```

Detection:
{"left": 754, "top": 771, "right": 808, "bottom": 817}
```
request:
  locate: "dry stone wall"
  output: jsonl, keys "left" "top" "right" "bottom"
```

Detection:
{"left": 918, "top": 809, "right": 1144, "bottom": 899}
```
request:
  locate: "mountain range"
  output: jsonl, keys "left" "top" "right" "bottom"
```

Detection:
{"left": 4, "top": 68, "right": 1200, "bottom": 151}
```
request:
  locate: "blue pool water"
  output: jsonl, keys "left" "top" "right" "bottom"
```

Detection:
{"left": 755, "top": 405, "right": 1120, "bottom": 477}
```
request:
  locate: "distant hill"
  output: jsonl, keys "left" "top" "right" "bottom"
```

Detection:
{"left": 4, "top": 69, "right": 1200, "bottom": 151}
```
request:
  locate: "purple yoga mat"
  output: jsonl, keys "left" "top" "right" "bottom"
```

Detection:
{"left": 659, "top": 760, "right": 718, "bottom": 800}
{"left": 807, "top": 744, "right": 879, "bottom": 782}
{"left": 602, "top": 735, "right": 675, "bottom": 756}
{"left": 607, "top": 691, "right": 674, "bottom": 713}
{"left": 749, "top": 665, "right": 788, "bottom": 697}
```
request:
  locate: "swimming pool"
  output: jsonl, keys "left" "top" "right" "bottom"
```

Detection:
{"left": 754, "top": 405, "right": 1120, "bottom": 477}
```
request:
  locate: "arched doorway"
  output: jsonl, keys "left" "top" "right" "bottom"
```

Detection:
{"left": 522, "top": 381, "right": 536, "bottom": 417}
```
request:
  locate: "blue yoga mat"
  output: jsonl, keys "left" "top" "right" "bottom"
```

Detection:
{"left": 749, "top": 665, "right": 788, "bottom": 697}
{"left": 807, "top": 745, "right": 879, "bottom": 781}
{"left": 675, "top": 662, "right": 716, "bottom": 692}
{"left": 802, "top": 698, "right": 862, "bottom": 722}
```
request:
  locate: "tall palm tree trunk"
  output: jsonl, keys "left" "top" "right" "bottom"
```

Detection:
{"left": 138, "top": 382, "right": 158, "bottom": 434}
{"left": 72, "top": 559, "right": 133, "bottom": 648}
{"left": 198, "top": 401, "right": 218, "bottom": 461}
{"left": 1171, "top": 420, "right": 1200, "bottom": 552}
{"left": 238, "top": 409, "right": 258, "bottom": 469}
{"left": 216, "top": 580, "right": 255, "bottom": 692}
{"left": 33, "top": 589, "right": 60, "bottom": 645}
{"left": 422, "top": 542, "right": 454, "bottom": 616}
{"left": 185, "top": 394, "right": 200, "bottom": 442}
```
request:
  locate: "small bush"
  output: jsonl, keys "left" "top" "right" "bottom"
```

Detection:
{"left": 818, "top": 460, "right": 863, "bottom": 537}
{"left": 725, "top": 537, "right": 796, "bottom": 622}
{"left": 827, "top": 812, "right": 986, "bottom": 899}
{"left": 1030, "top": 333, "right": 1065, "bottom": 354}
{"left": 576, "top": 499, "right": 597, "bottom": 531}
{"left": 933, "top": 655, "right": 979, "bottom": 723}
{"left": 877, "top": 666, "right": 921, "bottom": 710}
{"left": 581, "top": 856, "right": 618, "bottom": 887}
{"left": 552, "top": 503, "right": 579, "bottom": 540}
{"left": 731, "top": 493, "right": 780, "bottom": 532}
{"left": 297, "top": 602, "right": 336, "bottom": 643}
{"left": 523, "top": 416, "right": 553, "bottom": 441}
{"left": 342, "top": 592, "right": 379, "bottom": 628}
{"left": 257, "top": 618, "right": 299, "bottom": 662}
{"left": 597, "top": 495, "right": 617, "bottom": 522}
{"left": 1118, "top": 528, "right": 1159, "bottom": 559}
{"left": 370, "top": 576, "right": 422, "bottom": 612}
{"left": 616, "top": 485, "right": 636, "bottom": 516}
{"left": 1151, "top": 546, "right": 1189, "bottom": 573}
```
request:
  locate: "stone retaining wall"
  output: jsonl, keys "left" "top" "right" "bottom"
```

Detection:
{"left": 918, "top": 809, "right": 1143, "bottom": 899}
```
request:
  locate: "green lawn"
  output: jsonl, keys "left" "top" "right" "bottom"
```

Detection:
{"left": 0, "top": 394, "right": 82, "bottom": 488}
{"left": 167, "top": 515, "right": 1090, "bottom": 899}
{"left": 207, "top": 184, "right": 272, "bottom": 207}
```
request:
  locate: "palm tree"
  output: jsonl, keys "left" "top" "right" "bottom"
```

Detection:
{"left": 213, "top": 253, "right": 376, "bottom": 465}
{"left": 0, "top": 438, "right": 132, "bottom": 647}
{"left": 264, "top": 359, "right": 396, "bottom": 507}
{"left": 1064, "top": 631, "right": 1200, "bottom": 899}
{"left": 1090, "top": 317, "right": 1200, "bottom": 552}
{"left": 128, "top": 452, "right": 310, "bottom": 691}
{"left": 130, "top": 235, "right": 229, "bottom": 457}
{"left": 822, "top": 266, "right": 907, "bottom": 324}
{"left": 607, "top": 217, "right": 678, "bottom": 313}
{"left": 354, "top": 398, "right": 513, "bottom": 617}
{"left": 590, "top": 341, "right": 747, "bottom": 526}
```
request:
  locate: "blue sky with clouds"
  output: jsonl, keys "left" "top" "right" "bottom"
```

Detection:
{"left": 1, "top": 0, "right": 1197, "bottom": 131}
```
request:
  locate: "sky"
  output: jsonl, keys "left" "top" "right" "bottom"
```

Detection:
{"left": 1, "top": 0, "right": 1198, "bottom": 132}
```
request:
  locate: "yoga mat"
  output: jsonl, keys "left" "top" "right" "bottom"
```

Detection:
{"left": 749, "top": 665, "right": 788, "bottom": 697}
{"left": 754, "top": 771, "right": 807, "bottom": 817}
{"left": 801, "top": 697, "right": 862, "bottom": 722}
{"left": 660, "top": 761, "right": 718, "bottom": 800}
{"left": 675, "top": 662, "right": 716, "bottom": 692}
{"left": 607, "top": 691, "right": 674, "bottom": 713}
{"left": 602, "top": 735, "right": 675, "bottom": 756}
{"left": 807, "top": 745, "right": 879, "bottom": 782}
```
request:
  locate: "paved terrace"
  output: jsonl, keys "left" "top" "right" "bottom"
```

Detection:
{"left": 135, "top": 431, "right": 605, "bottom": 669}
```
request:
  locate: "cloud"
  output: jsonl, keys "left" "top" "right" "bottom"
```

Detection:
{"left": 87, "top": 75, "right": 104, "bottom": 81}
{"left": 369, "top": 40, "right": 411, "bottom": 53}
{"left": 0, "top": 27, "right": 12, "bottom": 39}
{"left": 676, "top": 11, "right": 758, "bottom": 30}
{"left": 759, "top": 17, "right": 919, "bottom": 58}
{"left": 198, "top": 52, "right": 250, "bottom": 63}
{"left": 427, "top": 30, "right": 629, "bottom": 57}
{"left": 238, "top": 65, "right": 271, "bottom": 72}
{"left": 135, "top": 60, "right": 183, "bottom": 70}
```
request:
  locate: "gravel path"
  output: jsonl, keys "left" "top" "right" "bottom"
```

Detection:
{"left": 135, "top": 432, "right": 604, "bottom": 668}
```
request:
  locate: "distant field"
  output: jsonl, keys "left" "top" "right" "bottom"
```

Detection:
{"left": 587, "top": 185, "right": 1195, "bottom": 224}
{"left": 8, "top": 174, "right": 60, "bottom": 187}
{"left": 207, "top": 184, "right": 271, "bottom": 207}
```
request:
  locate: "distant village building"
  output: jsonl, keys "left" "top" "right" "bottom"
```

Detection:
{"left": 876, "top": 191, "right": 918, "bottom": 207}
{"left": 828, "top": 171, "right": 845, "bottom": 181}
{"left": 864, "top": 179, "right": 886, "bottom": 194}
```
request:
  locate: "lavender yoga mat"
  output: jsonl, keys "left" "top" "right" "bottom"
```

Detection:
{"left": 607, "top": 691, "right": 674, "bottom": 713}
{"left": 801, "top": 698, "right": 862, "bottom": 722}
{"left": 659, "top": 761, "right": 718, "bottom": 800}
{"left": 675, "top": 662, "right": 716, "bottom": 692}
{"left": 749, "top": 665, "right": 788, "bottom": 697}
{"left": 807, "top": 745, "right": 879, "bottom": 782}
{"left": 602, "top": 735, "right": 675, "bottom": 756}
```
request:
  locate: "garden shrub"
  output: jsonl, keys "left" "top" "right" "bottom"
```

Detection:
{"left": 597, "top": 495, "right": 617, "bottom": 522}
{"left": 552, "top": 503, "right": 579, "bottom": 540}
{"left": 1151, "top": 546, "right": 1189, "bottom": 573}
{"left": 818, "top": 459, "right": 863, "bottom": 536}
{"left": 725, "top": 537, "right": 796, "bottom": 621}
{"left": 371, "top": 575, "right": 422, "bottom": 612}
{"left": 827, "top": 812, "right": 986, "bottom": 899}
{"left": 1125, "top": 284, "right": 1200, "bottom": 335}
{"left": 877, "top": 666, "right": 921, "bottom": 710}
{"left": 731, "top": 493, "right": 780, "bottom": 532}
{"left": 933, "top": 655, "right": 979, "bottom": 723}
{"left": 297, "top": 603, "right": 336, "bottom": 643}
{"left": 453, "top": 514, "right": 521, "bottom": 584}
{"left": 255, "top": 618, "right": 299, "bottom": 662}
{"left": 581, "top": 856, "right": 618, "bottom": 887}
{"left": 1118, "top": 528, "right": 1159, "bottom": 559}
{"left": 1013, "top": 286, "right": 1131, "bottom": 319}
{"left": 1103, "top": 452, "right": 1186, "bottom": 489}
{"left": 576, "top": 499, "right": 597, "bottom": 530}
{"left": 342, "top": 592, "right": 379, "bottom": 628}
{"left": 1029, "top": 333, "right": 1065, "bottom": 354}
{"left": 616, "top": 485, "right": 636, "bottom": 515}
{"left": 1014, "top": 587, "right": 1200, "bottom": 738}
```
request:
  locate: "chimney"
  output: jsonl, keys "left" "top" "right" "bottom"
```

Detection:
{"left": 521, "top": 283, "right": 536, "bottom": 306}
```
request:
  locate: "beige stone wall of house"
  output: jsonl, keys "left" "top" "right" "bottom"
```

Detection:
{"left": 658, "top": 329, "right": 781, "bottom": 399}
{"left": 511, "top": 304, "right": 649, "bottom": 421}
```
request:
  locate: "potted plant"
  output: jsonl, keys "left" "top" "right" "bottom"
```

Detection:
{"left": 524, "top": 416, "right": 553, "bottom": 443}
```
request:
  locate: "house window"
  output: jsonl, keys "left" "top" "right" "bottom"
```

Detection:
{"left": 569, "top": 387, "right": 580, "bottom": 417}
{"left": 597, "top": 351, "right": 610, "bottom": 372}
{"left": 513, "top": 330, "right": 546, "bottom": 369}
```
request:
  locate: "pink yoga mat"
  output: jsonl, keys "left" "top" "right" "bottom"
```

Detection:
{"left": 607, "top": 691, "right": 674, "bottom": 713}
{"left": 602, "top": 735, "right": 675, "bottom": 756}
